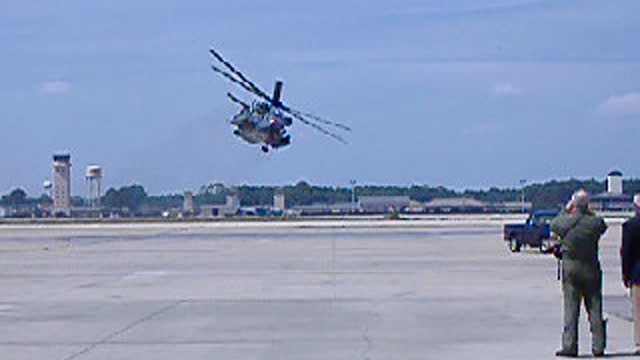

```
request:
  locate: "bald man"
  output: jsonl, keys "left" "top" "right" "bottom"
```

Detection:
{"left": 621, "top": 194, "right": 640, "bottom": 354}
{"left": 552, "top": 189, "right": 608, "bottom": 357}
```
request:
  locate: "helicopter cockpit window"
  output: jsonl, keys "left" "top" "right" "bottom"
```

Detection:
{"left": 255, "top": 102, "right": 270, "bottom": 114}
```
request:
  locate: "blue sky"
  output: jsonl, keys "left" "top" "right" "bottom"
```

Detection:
{"left": 2, "top": 0, "right": 640, "bottom": 195}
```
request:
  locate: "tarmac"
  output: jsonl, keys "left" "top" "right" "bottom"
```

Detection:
{"left": 0, "top": 216, "right": 637, "bottom": 359}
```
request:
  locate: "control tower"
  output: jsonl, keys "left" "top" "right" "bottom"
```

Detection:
{"left": 274, "top": 188, "right": 286, "bottom": 210}
{"left": 52, "top": 153, "right": 72, "bottom": 216}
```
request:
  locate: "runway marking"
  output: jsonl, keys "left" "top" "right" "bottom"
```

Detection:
{"left": 0, "top": 340, "right": 278, "bottom": 346}
{"left": 61, "top": 299, "right": 188, "bottom": 360}
{"left": 0, "top": 304, "right": 17, "bottom": 316}
{"left": 122, "top": 271, "right": 168, "bottom": 281}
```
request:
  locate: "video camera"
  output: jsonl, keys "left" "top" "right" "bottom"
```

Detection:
{"left": 551, "top": 243, "right": 566, "bottom": 259}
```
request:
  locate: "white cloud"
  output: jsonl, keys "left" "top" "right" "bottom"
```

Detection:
{"left": 597, "top": 93, "right": 640, "bottom": 117}
{"left": 492, "top": 83, "right": 523, "bottom": 97}
{"left": 39, "top": 80, "right": 71, "bottom": 94}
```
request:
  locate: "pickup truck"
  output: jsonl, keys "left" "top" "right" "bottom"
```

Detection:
{"left": 504, "top": 210, "right": 558, "bottom": 253}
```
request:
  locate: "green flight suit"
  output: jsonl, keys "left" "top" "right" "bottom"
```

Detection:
{"left": 551, "top": 211, "right": 607, "bottom": 354}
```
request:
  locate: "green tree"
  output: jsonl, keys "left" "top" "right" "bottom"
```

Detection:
{"left": 1, "top": 188, "right": 28, "bottom": 205}
{"left": 285, "top": 181, "right": 313, "bottom": 207}
{"left": 102, "top": 188, "right": 119, "bottom": 208}
{"left": 101, "top": 185, "right": 148, "bottom": 212}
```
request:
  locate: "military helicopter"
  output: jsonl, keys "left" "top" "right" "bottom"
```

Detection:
{"left": 209, "top": 48, "right": 351, "bottom": 152}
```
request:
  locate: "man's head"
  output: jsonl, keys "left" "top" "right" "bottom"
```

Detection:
{"left": 568, "top": 189, "right": 591, "bottom": 213}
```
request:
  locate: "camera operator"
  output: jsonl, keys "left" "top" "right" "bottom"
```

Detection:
{"left": 551, "top": 189, "right": 607, "bottom": 357}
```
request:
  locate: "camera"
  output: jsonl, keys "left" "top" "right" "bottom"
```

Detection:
{"left": 551, "top": 244, "right": 566, "bottom": 259}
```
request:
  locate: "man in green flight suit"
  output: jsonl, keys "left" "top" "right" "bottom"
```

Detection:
{"left": 551, "top": 189, "right": 608, "bottom": 357}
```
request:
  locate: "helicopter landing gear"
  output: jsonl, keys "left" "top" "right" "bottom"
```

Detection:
{"left": 261, "top": 145, "right": 269, "bottom": 153}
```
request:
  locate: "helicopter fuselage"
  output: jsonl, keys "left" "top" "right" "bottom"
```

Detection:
{"left": 230, "top": 102, "right": 292, "bottom": 151}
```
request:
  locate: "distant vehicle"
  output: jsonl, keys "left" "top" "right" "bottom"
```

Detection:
{"left": 209, "top": 48, "right": 351, "bottom": 153}
{"left": 504, "top": 209, "right": 558, "bottom": 253}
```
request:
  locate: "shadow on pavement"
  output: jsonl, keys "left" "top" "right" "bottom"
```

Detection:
{"left": 577, "top": 352, "right": 640, "bottom": 358}
{"left": 604, "top": 295, "right": 633, "bottom": 322}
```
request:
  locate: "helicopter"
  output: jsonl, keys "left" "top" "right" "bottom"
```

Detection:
{"left": 209, "top": 48, "right": 351, "bottom": 152}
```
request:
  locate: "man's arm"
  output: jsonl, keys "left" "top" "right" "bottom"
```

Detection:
{"left": 598, "top": 217, "right": 607, "bottom": 236}
{"left": 551, "top": 212, "right": 574, "bottom": 238}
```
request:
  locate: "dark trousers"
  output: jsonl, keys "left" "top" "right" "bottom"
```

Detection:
{"left": 561, "top": 260, "right": 605, "bottom": 353}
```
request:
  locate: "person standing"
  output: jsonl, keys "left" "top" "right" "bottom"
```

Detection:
{"left": 552, "top": 189, "right": 608, "bottom": 357}
{"left": 621, "top": 194, "right": 640, "bottom": 354}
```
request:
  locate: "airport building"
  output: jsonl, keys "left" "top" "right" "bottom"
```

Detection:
{"left": 183, "top": 191, "right": 194, "bottom": 214}
{"left": 289, "top": 196, "right": 533, "bottom": 216}
{"left": 52, "top": 153, "right": 72, "bottom": 216}
{"left": 359, "top": 196, "right": 411, "bottom": 213}
{"left": 294, "top": 202, "right": 355, "bottom": 216}
{"left": 423, "top": 198, "right": 532, "bottom": 213}
{"left": 424, "top": 197, "right": 487, "bottom": 213}
{"left": 591, "top": 170, "right": 634, "bottom": 212}
{"left": 200, "top": 192, "right": 240, "bottom": 217}
{"left": 274, "top": 188, "right": 286, "bottom": 210}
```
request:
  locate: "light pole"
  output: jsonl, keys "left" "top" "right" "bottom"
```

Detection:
{"left": 350, "top": 179, "right": 357, "bottom": 214}
{"left": 519, "top": 179, "right": 527, "bottom": 214}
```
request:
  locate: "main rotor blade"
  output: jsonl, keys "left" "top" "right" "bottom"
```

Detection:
{"left": 288, "top": 108, "right": 351, "bottom": 132}
{"left": 270, "top": 98, "right": 351, "bottom": 132}
{"left": 210, "top": 64, "right": 260, "bottom": 97}
{"left": 290, "top": 112, "right": 348, "bottom": 144}
{"left": 209, "top": 48, "right": 272, "bottom": 102}
{"left": 227, "top": 92, "right": 249, "bottom": 108}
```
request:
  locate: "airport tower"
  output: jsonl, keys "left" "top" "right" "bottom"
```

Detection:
{"left": 607, "top": 170, "right": 623, "bottom": 194}
{"left": 183, "top": 191, "right": 194, "bottom": 214}
{"left": 52, "top": 153, "right": 72, "bottom": 216}
{"left": 85, "top": 165, "right": 103, "bottom": 209}
{"left": 274, "top": 188, "right": 286, "bottom": 210}
{"left": 226, "top": 189, "right": 240, "bottom": 211}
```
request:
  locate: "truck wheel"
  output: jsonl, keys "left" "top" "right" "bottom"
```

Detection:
{"left": 510, "top": 238, "right": 521, "bottom": 252}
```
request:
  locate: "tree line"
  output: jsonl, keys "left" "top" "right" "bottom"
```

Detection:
{"left": 2, "top": 178, "right": 640, "bottom": 211}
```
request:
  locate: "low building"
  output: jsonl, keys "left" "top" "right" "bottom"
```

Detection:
{"left": 406, "top": 200, "right": 426, "bottom": 213}
{"left": 359, "top": 196, "right": 410, "bottom": 213}
{"left": 294, "top": 202, "right": 355, "bottom": 216}
{"left": 238, "top": 207, "right": 283, "bottom": 217}
{"left": 200, "top": 205, "right": 237, "bottom": 217}
{"left": 489, "top": 201, "right": 533, "bottom": 213}
{"left": 0, "top": 204, "right": 43, "bottom": 218}
{"left": 424, "top": 197, "right": 488, "bottom": 213}
{"left": 591, "top": 193, "right": 634, "bottom": 212}
{"left": 200, "top": 193, "right": 241, "bottom": 218}
{"left": 424, "top": 198, "right": 532, "bottom": 214}
{"left": 70, "top": 207, "right": 107, "bottom": 218}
